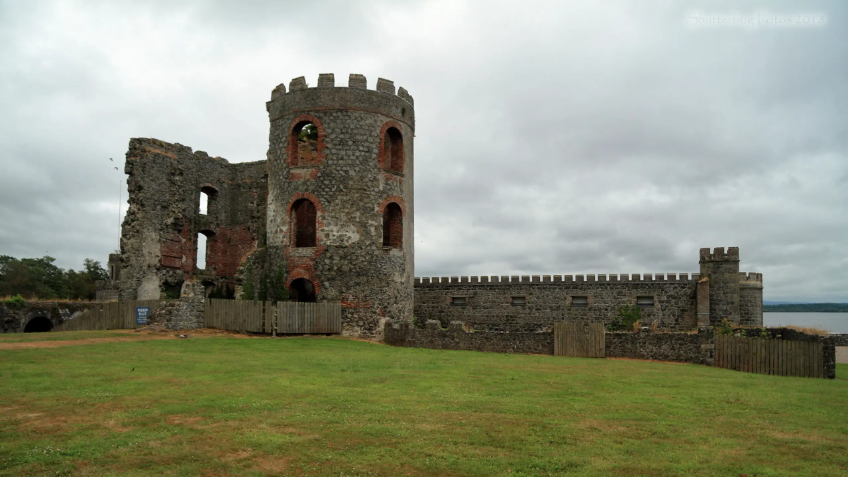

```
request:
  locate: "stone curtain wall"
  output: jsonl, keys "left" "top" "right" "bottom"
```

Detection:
{"left": 414, "top": 274, "right": 700, "bottom": 332}
{"left": 606, "top": 330, "right": 715, "bottom": 364}
{"left": 119, "top": 139, "right": 267, "bottom": 301}
{"left": 264, "top": 74, "right": 415, "bottom": 338}
{"left": 384, "top": 319, "right": 554, "bottom": 355}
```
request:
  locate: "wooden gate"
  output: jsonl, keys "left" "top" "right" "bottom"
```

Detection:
{"left": 715, "top": 335, "right": 823, "bottom": 378}
{"left": 554, "top": 321, "right": 605, "bottom": 358}
{"left": 205, "top": 299, "right": 271, "bottom": 333}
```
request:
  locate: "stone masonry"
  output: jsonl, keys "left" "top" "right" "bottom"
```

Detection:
{"left": 105, "top": 73, "right": 762, "bottom": 339}
{"left": 413, "top": 248, "right": 763, "bottom": 333}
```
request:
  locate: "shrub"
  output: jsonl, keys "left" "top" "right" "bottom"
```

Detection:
{"left": 714, "top": 318, "right": 734, "bottom": 336}
{"left": 608, "top": 305, "right": 641, "bottom": 331}
{"left": 4, "top": 294, "right": 26, "bottom": 308}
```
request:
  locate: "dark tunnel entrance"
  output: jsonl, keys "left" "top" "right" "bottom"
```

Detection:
{"left": 289, "top": 278, "right": 317, "bottom": 303}
{"left": 24, "top": 316, "right": 53, "bottom": 333}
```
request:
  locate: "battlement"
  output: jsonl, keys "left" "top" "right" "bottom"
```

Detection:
{"left": 699, "top": 246, "right": 740, "bottom": 262}
{"left": 413, "top": 273, "right": 701, "bottom": 286}
{"left": 268, "top": 73, "right": 414, "bottom": 106}
{"left": 739, "top": 272, "right": 763, "bottom": 287}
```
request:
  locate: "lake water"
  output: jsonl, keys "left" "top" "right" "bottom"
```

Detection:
{"left": 763, "top": 312, "right": 848, "bottom": 334}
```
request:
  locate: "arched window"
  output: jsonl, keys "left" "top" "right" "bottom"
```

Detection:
{"left": 199, "top": 186, "right": 218, "bottom": 215}
{"left": 290, "top": 278, "right": 316, "bottom": 302}
{"left": 382, "top": 202, "right": 403, "bottom": 248}
{"left": 196, "top": 230, "right": 215, "bottom": 270}
{"left": 292, "top": 121, "right": 319, "bottom": 166}
{"left": 291, "top": 199, "right": 317, "bottom": 247}
{"left": 382, "top": 127, "right": 404, "bottom": 173}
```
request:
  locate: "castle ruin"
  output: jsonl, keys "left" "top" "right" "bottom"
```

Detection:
{"left": 102, "top": 73, "right": 763, "bottom": 338}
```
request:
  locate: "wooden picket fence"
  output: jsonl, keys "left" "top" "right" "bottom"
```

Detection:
{"left": 205, "top": 299, "right": 342, "bottom": 334}
{"left": 276, "top": 302, "right": 342, "bottom": 334}
{"left": 715, "top": 335, "right": 824, "bottom": 378}
{"left": 554, "top": 321, "right": 605, "bottom": 358}
{"left": 205, "top": 299, "right": 272, "bottom": 333}
{"left": 54, "top": 300, "right": 163, "bottom": 331}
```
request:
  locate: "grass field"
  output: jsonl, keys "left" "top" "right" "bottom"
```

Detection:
{"left": 1, "top": 332, "right": 846, "bottom": 476}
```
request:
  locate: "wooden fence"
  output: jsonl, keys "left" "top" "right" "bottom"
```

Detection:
{"left": 54, "top": 300, "right": 163, "bottom": 331}
{"left": 205, "top": 299, "right": 271, "bottom": 333}
{"left": 276, "top": 302, "right": 342, "bottom": 334}
{"left": 715, "top": 335, "right": 823, "bottom": 378}
{"left": 554, "top": 321, "right": 605, "bottom": 358}
{"left": 205, "top": 300, "right": 342, "bottom": 335}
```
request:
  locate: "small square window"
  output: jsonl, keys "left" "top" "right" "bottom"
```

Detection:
{"left": 637, "top": 296, "right": 655, "bottom": 308}
{"left": 451, "top": 296, "right": 467, "bottom": 306}
{"left": 571, "top": 296, "right": 588, "bottom": 307}
{"left": 511, "top": 296, "right": 527, "bottom": 306}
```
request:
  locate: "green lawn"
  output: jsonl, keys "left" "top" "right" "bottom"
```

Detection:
{"left": 0, "top": 332, "right": 846, "bottom": 476}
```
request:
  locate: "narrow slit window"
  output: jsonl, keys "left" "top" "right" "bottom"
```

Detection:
{"left": 382, "top": 202, "right": 403, "bottom": 248}
{"left": 637, "top": 296, "right": 655, "bottom": 308}
{"left": 197, "top": 233, "right": 207, "bottom": 269}
{"left": 511, "top": 296, "right": 527, "bottom": 306}
{"left": 199, "top": 191, "right": 209, "bottom": 215}
{"left": 451, "top": 297, "right": 467, "bottom": 306}
{"left": 199, "top": 186, "right": 217, "bottom": 215}
{"left": 292, "top": 199, "right": 317, "bottom": 247}
{"left": 571, "top": 296, "right": 588, "bottom": 307}
{"left": 383, "top": 127, "right": 404, "bottom": 173}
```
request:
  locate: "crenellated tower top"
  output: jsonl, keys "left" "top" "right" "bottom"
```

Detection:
{"left": 266, "top": 73, "right": 415, "bottom": 130}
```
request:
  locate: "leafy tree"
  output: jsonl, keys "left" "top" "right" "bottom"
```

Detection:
{"left": 298, "top": 123, "right": 318, "bottom": 141}
{"left": 0, "top": 255, "right": 107, "bottom": 300}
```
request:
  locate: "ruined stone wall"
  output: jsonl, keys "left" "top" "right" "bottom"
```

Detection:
{"left": 0, "top": 302, "right": 96, "bottom": 333}
{"left": 384, "top": 319, "right": 553, "bottom": 355}
{"left": 265, "top": 74, "right": 415, "bottom": 338}
{"left": 119, "top": 138, "right": 267, "bottom": 301}
{"left": 606, "top": 329, "right": 714, "bottom": 364}
{"left": 414, "top": 274, "right": 701, "bottom": 332}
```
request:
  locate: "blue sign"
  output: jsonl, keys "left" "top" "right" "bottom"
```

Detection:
{"left": 136, "top": 307, "right": 150, "bottom": 325}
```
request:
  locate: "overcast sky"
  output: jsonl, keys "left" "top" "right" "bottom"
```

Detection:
{"left": 1, "top": 1, "right": 846, "bottom": 302}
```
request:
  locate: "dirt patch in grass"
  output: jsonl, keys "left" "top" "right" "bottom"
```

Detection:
{"left": 0, "top": 328, "right": 263, "bottom": 350}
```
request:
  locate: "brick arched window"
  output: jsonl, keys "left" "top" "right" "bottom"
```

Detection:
{"left": 378, "top": 122, "right": 404, "bottom": 173}
{"left": 382, "top": 202, "right": 403, "bottom": 248}
{"left": 287, "top": 115, "right": 325, "bottom": 167}
{"left": 291, "top": 199, "right": 317, "bottom": 247}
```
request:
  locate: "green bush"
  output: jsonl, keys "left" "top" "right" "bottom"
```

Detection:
{"left": 608, "top": 305, "right": 641, "bottom": 331}
{"left": 4, "top": 294, "right": 26, "bottom": 308}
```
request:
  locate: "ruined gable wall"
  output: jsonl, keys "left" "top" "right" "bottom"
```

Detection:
{"left": 120, "top": 138, "right": 266, "bottom": 300}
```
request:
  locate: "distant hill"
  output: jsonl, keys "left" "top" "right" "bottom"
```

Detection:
{"left": 763, "top": 303, "right": 848, "bottom": 313}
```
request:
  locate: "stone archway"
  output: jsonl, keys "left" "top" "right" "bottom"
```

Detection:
{"left": 289, "top": 278, "right": 317, "bottom": 303}
{"left": 24, "top": 316, "right": 53, "bottom": 333}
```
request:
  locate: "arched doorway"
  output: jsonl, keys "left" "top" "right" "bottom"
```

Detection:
{"left": 24, "top": 316, "right": 53, "bottom": 333}
{"left": 289, "top": 278, "right": 316, "bottom": 303}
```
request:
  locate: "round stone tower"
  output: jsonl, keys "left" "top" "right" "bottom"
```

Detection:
{"left": 264, "top": 73, "right": 415, "bottom": 338}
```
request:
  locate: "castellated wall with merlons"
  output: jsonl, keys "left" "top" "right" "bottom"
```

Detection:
{"left": 264, "top": 74, "right": 415, "bottom": 339}
{"left": 414, "top": 273, "right": 701, "bottom": 332}
{"left": 414, "top": 248, "right": 763, "bottom": 332}
{"left": 119, "top": 138, "right": 267, "bottom": 301}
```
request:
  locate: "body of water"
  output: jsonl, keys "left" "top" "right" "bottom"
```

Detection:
{"left": 763, "top": 312, "right": 848, "bottom": 334}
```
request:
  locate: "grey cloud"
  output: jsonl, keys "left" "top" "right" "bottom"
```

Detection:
{"left": 0, "top": 0, "right": 845, "bottom": 301}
